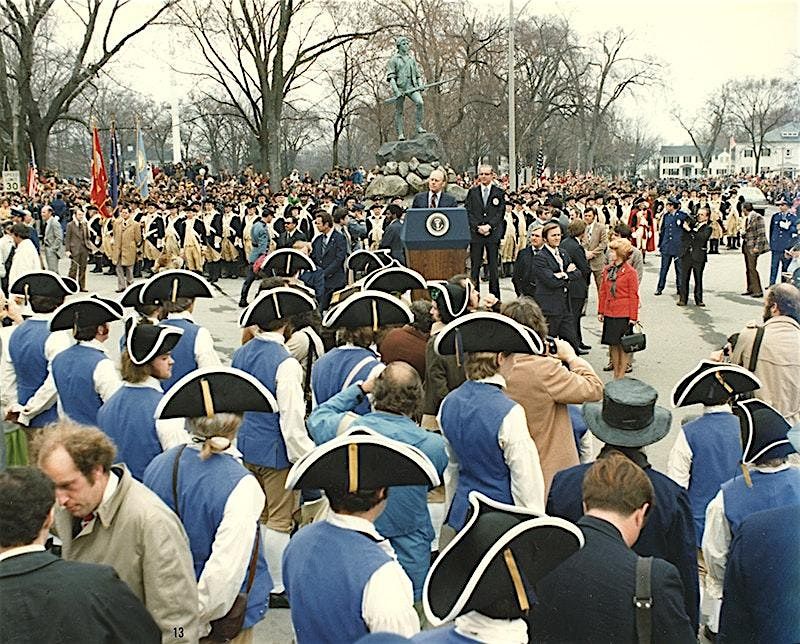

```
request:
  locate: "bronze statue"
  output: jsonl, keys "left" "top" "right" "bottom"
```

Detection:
{"left": 386, "top": 36, "right": 426, "bottom": 140}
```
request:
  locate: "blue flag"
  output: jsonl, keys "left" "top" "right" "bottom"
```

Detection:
{"left": 109, "top": 123, "right": 120, "bottom": 209}
{"left": 135, "top": 125, "right": 149, "bottom": 198}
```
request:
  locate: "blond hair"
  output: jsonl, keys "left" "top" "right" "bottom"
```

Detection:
{"left": 187, "top": 413, "right": 242, "bottom": 460}
{"left": 464, "top": 351, "right": 500, "bottom": 380}
{"left": 609, "top": 238, "right": 633, "bottom": 262}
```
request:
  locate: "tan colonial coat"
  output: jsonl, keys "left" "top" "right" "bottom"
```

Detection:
{"left": 111, "top": 217, "right": 142, "bottom": 267}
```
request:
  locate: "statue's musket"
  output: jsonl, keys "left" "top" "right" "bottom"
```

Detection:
{"left": 383, "top": 77, "right": 457, "bottom": 103}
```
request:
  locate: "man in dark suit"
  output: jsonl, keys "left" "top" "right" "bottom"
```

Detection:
{"left": 512, "top": 222, "right": 544, "bottom": 297}
{"left": 678, "top": 206, "right": 712, "bottom": 307}
{"left": 464, "top": 165, "right": 504, "bottom": 301}
{"left": 532, "top": 222, "right": 582, "bottom": 351}
{"left": 561, "top": 218, "right": 592, "bottom": 350}
{"left": 64, "top": 208, "right": 91, "bottom": 291}
{"left": 411, "top": 169, "right": 458, "bottom": 209}
{"left": 311, "top": 210, "right": 347, "bottom": 310}
{"left": 276, "top": 213, "right": 307, "bottom": 249}
{"left": 0, "top": 467, "right": 160, "bottom": 643}
{"left": 546, "top": 378, "right": 699, "bottom": 633}
{"left": 532, "top": 452, "right": 695, "bottom": 643}
{"left": 378, "top": 203, "right": 407, "bottom": 266}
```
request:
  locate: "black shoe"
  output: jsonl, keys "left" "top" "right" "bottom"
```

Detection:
{"left": 603, "top": 363, "right": 613, "bottom": 371}
{"left": 654, "top": 290, "right": 663, "bottom": 295}
{"left": 576, "top": 348, "right": 590, "bottom": 356}
{"left": 579, "top": 344, "right": 592, "bottom": 351}
{"left": 238, "top": 301, "right": 248, "bottom": 308}
{"left": 677, "top": 300, "right": 687, "bottom": 307}
{"left": 625, "top": 364, "right": 633, "bottom": 373}
{"left": 269, "top": 592, "right": 290, "bottom": 609}
{"left": 751, "top": 293, "right": 763, "bottom": 298}
{"left": 740, "top": 291, "right": 752, "bottom": 296}
{"left": 696, "top": 301, "right": 706, "bottom": 307}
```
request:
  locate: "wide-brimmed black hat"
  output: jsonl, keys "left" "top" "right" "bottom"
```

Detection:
{"left": 363, "top": 266, "right": 426, "bottom": 294}
{"left": 285, "top": 426, "right": 440, "bottom": 492}
{"left": 125, "top": 320, "right": 183, "bottom": 366}
{"left": 734, "top": 398, "right": 795, "bottom": 464}
{"left": 582, "top": 378, "right": 672, "bottom": 448}
{"left": 322, "top": 290, "right": 412, "bottom": 330}
{"left": 260, "top": 249, "right": 316, "bottom": 277}
{"left": 239, "top": 287, "right": 316, "bottom": 328}
{"left": 140, "top": 269, "right": 214, "bottom": 304}
{"left": 155, "top": 366, "right": 277, "bottom": 419}
{"left": 49, "top": 295, "right": 123, "bottom": 332}
{"left": 671, "top": 360, "right": 761, "bottom": 407}
{"left": 118, "top": 282, "right": 147, "bottom": 308}
{"left": 423, "top": 492, "right": 583, "bottom": 626}
{"left": 10, "top": 271, "right": 79, "bottom": 300}
{"left": 434, "top": 312, "right": 544, "bottom": 356}
{"left": 346, "top": 249, "right": 395, "bottom": 275}
{"left": 428, "top": 280, "right": 472, "bottom": 324}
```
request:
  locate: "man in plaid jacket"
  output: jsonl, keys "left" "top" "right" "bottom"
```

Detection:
{"left": 741, "top": 202, "right": 769, "bottom": 298}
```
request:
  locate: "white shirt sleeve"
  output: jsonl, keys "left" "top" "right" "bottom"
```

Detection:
{"left": 666, "top": 429, "right": 693, "bottom": 489}
{"left": 194, "top": 327, "right": 222, "bottom": 368}
{"left": 577, "top": 431, "right": 594, "bottom": 464}
{"left": 19, "top": 330, "right": 73, "bottom": 423}
{"left": 701, "top": 490, "right": 730, "bottom": 631}
{"left": 438, "top": 413, "right": 460, "bottom": 517}
{"left": 93, "top": 359, "right": 123, "bottom": 402}
{"left": 498, "top": 404, "right": 546, "bottom": 514}
{"left": 275, "top": 357, "right": 315, "bottom": 462}
{"left": 155, "top": 417, "right": 191, "bottom": 451}
{"left": 0, "top": 337, "right": 18, "bottom": 411}
{"left": 362, "top": 561, "right": 420, "bottom": 637}
{"left": 198, "top": 474, "right": 265, "bottom": 625}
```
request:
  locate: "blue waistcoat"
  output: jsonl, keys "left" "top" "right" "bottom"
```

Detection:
{"left": 722, "top": 467, "right": 800, "bottom": 535}
{"left": 8, "top": 319, "right": 57, "bottom": 427}
{"left": 440, "top": 380, "right": 515, "bottom": 530}
{"left": 51, "top": 344, "right": 106, "bottom": 426}
{"left": 231, "top": 339, "right": 291, "bottom": 469}
{"left": 283, "top": 521, "right": 391, "bottom": 644}
{"left": 683, "top": 412, "right": 742, "bottom": 545}
{"left": 161, "top": 318, "right": 200, "bottom": 391}
{"left": 143, "top": 446, "right": 271, "bottom": 630}
{"left": 311, "top": 346, "right": 381, "bottom": 415}
{"left": 97, "top": 385, "right": 164, "bottom": 481}
{"left": 769, "top": 212, "right": 798, "bottom": 251}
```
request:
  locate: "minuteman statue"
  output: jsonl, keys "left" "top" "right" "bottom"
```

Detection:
{"left": 386, "top": 36, "right": 426, "bottom": 140}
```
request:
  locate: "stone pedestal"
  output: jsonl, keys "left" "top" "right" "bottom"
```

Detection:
{"left": 376, "top": 133, "right": 445, "bottom": 165}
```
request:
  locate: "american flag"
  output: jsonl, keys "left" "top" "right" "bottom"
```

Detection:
{"left": 26, "top": 143, "right": 37, "bottom": 198}
{"left": 535, "top": 147, "right": 545, "bottom": 179}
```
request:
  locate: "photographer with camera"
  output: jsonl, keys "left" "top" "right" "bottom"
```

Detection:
{"left": 678, "top": 206, "right": 712, "bottom": 307}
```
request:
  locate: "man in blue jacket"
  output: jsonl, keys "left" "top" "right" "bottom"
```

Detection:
{"left": 310, "top": 210, "right": 347, "bottom": 310}
{"left": 239, "top": 206, "right": 274, "bottom": 307}
{"left": 655, "top": 197, "right": 687, "bottom": 295}
{"left": 307, "top": 361, "right": 447, "bottom": 601}
{"left": 768, "top": 199, "right": 798, "bottom": 285}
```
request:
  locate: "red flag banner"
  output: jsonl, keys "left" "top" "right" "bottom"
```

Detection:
{"left": 26, "top": 143, "right": 37, "bottom": 198}
{"left": 90, "top": 126, "right": 111, "bottom": 218}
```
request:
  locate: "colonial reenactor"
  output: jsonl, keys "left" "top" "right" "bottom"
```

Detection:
{"left": 233, "top": 287, "right": 317, "bottom": 608}
{"left": 142, "top": 203, "right": 165, "bottom": 275}
{"left": 203, "top": 201, "right": 223, "bottom": 283}
{"left": 283, "top": 430, "right": 440, "bottom": 641}
{"left": 241, "top": 202, "right": 260, "bottom": 263}
{"left": 138, "top": 269, "right": 220, "bottom": 391}
{"left": 220, "top": 201, "right": 243, "bottom": 278}
{"left": 365, "top": 202, "right": 388, "bottom": 250}
{"left": 100, "top": 214, "right": 115, "bottom": 275}
{"left": 0, "top": 271, "right": 78, "bottom": 427}
{"left": 143, "top": 367, "right": 277, "bottom": 641}
{"left": 176, "top": 204, "right": 207, "bottom": 274}
{"left": 87, "top": 207, "right": 105, "bottom": 273}
{"left": 97, "top": 321, "right": 187, "bottom": 481}
{"left": 163, "top": 204, "right": 183, "bottom": 258}
{"left": 49, "top": 295, "right": 124, "bottom": 426}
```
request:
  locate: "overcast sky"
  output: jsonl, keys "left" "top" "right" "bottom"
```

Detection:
{"left": 114, "top": 0, "right": 799, "bottom": 145}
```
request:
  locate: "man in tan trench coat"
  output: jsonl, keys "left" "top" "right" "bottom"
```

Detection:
{"left": 112, "top": 206, "right": 142, "bottom": 292}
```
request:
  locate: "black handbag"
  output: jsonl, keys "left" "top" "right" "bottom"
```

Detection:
{"left": 621, "top": 322, "right": 646, "bottom": 353}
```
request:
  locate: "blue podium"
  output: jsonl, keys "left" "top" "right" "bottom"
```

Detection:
{"left": 401, "top": 207, "right": 469, "bottom": 281}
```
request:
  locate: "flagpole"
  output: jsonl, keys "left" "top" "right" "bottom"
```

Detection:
{"left": 507, "top": 0, "right": 517, "bottom": 192}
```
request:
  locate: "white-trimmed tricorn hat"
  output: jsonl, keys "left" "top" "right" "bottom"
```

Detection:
{"left": 322, "top": 290, "right": 412, "bottom": 330}
{"left": 362, "top": 266, "right": 426, "bottom": 294}
{"left": 124, "top": 319, "right": 183, "bottom": 366}
{"left": 239, "top": 287, "right": 317, "bottom": 328}
{"left": 9, "top": 270, "right": 78, "bottom": 300}
{"left": 671, "top": 360, "right": 761, "bottom": 407}
{"left": 433, "top": 311, "right": 544, "bottom": 356}
{"left": 49, "top": 295, "right": 123, "bottom": 332}
{"left": 260, "top": 249, "right": 316, "bottom": 277}
{"left": 140, "top": 269, "right": 214, "bottom": 304}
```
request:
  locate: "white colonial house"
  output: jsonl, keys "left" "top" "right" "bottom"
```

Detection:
{"left": 659, "top": 146, "right": 730, "bottom": 179}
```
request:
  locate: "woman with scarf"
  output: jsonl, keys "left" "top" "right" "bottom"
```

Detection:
{"left": 597, "top": 238, "right": 639, "bottom": 379}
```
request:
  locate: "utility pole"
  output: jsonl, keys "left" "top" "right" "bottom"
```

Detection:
{"left": 169, "top": 39, "right": 182, "bottom": 164}
{"left": 507, "top": 0, "right": 517, "bottom": 191}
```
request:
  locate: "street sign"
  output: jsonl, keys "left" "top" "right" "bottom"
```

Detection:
{"left": 2, "top": 170, "right": 20, "bottom": 193}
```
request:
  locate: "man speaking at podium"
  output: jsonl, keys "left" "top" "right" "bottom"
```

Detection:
{"left": 465, "top": 164, "right": 505, "bottom": 302}
{"left": 411, "top": 169, "right": 457, "bottom": 209}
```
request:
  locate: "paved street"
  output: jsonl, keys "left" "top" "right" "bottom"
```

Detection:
{"left": 73, "top": 246, "right": 770, "bottom": 643}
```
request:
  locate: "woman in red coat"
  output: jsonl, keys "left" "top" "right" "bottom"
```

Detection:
{"left": 598, "top": 238, "right": 640, "bottom": 379}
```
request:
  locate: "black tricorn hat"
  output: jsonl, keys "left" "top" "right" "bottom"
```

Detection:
{"left": 125, "top": 320, "right": 183, "bottom": 366}
{"left": 423, "top": 492, "right": 583, "bottom": 626}
{"left": 140, "top": 269, "right": 214, "bottom": 304}
{"left": 671, "top": 360, "right": 761, "bottom": 407}
{"left": 582, "top": 378, "right": 671, "bottom": 448}
{"left": 428, "top": 280, "right": 472, "bottom": 324}
{"left": 734, "top": 398, "right": 795, "bottom": 464}
{"left": 155, "top": 366, "right": 277, "bottom": 419}
{"left": 239, "top": 287, "right": 316, "bottom": 328}
{"left": 363, "top": 266, "right": 426, "bottom": 294}
{"left": 346, "top": 249, "right": 395, "bottom": 275}
{"left": 260, "top": 249, "right": 316, "bottom": 277}
{"left": 434, "top": 312, "right": 544, "bottom": 356}
{"left": 322, "top": 290, "right": 412, "bottom": 330}
{"left": 285, "top": 426, "right": 440, "bottom": 492}
{"left": 118, "top": 282, "right": 146, "bottom": 308}
{"left": 49, "top": 295, "right": 124, "bottom": 332}
{"left": 9, "top": 271, "right": 78, "bottom": 300}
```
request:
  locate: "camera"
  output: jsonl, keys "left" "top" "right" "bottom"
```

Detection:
{"left": 545, "top": 336, "right": 558, "bottom": 355}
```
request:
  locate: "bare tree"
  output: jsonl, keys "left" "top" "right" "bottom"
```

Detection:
{"left": 0, "top": 0, "right": 176, "bottom": 174}
{"left": 673, "top": 88, "right": 729, "bottom": 169}
{"left": 728, "top": 77, "right": 794, "bottom": 173}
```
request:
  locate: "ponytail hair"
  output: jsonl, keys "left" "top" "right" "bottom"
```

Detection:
{"left": 187, "top": 413, "right": 242, "bottom": 460}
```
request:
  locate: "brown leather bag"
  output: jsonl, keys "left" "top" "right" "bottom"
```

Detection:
{"left": 172, "top": 446, "right": 261, "bottom": 643}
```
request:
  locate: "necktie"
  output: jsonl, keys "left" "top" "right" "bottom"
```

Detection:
{"left": 430, "top": 193, "right": 437, "bottom": 209}
{"left": 482, "top": 188, "right": 488, "bottom": 206}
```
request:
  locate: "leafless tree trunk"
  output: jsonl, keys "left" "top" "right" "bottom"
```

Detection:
{"left": 673, "top": 89, "right": 729, "bottom": 169}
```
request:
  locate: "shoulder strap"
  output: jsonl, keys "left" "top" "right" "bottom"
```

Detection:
{"left": 171, "top": 444, "right": 189, "bottom": 520}
{"left": 634, "top": 556, "right": 653, "bottom": 644}
{"left": 343, "top": 355, "right": 376, "bottom": 390}
{"left": 245, "top": 529, "right": 260, "bottom": 594}
{"left": 748, "top": 325, "right": 765, "bottom": 373}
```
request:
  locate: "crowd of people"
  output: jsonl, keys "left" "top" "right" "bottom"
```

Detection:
{"left": 0, "top": 163, "right": 798, "bottom": 644}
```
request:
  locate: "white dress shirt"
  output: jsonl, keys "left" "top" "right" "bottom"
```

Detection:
{"left": 166, "top": 311, "right": 221, "bottom": 369}
{"left": 123, "top": 377, "right": 190, "bottom": 449}
{"left": 439, "top": 374, "right": 546, "bottom": 516}
{"left": 0, "top": 543, "right": 45, "bottom": 563}
{"left": 326, "top": 512, "right": 420, "bottom": 638}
